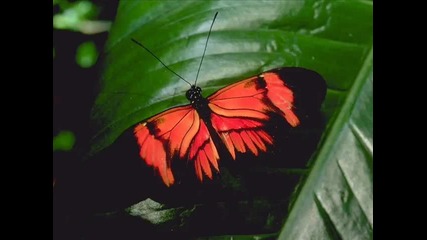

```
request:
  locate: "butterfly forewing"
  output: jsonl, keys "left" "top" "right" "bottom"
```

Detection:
{"left": 134, "top": 105, "right": 198, "bottom": 186}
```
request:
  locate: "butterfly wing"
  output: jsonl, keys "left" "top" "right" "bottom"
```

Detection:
{"left": 134, "top": 105, "right": 198, "bottom": 186}
{"left": 207, "top": 67, "right": 326, "bottom": 163}
{"left": 134, "top": 105, "right": 220, "bottom": 186}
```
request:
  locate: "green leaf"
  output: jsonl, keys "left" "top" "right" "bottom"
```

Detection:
{"left": 89, "top": 0, "right": 372, "bottom": 238}
{"left": 279, "top": 48, "right": 373, "bottom": 240}
{"left": 90, "top": 0, "right": 371, "bottom": 156}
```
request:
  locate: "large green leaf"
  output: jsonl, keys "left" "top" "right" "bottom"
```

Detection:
{"left": 90, "top": 0, "right": 372, "bottom": 155}
{"left": 279, "top": 49, "right": 373, "bottom": 239}
{"left": 89, "top": 0, "right": 372, "bottom": 238}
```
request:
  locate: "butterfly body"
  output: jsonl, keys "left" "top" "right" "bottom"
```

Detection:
{"left": 134, "top": 67, "right": 326, "bottom": 187}
{"left": 185, "top": 85, "right": 210, "bottom": 119}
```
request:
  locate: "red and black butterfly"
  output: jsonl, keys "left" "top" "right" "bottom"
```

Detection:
{"left": 132, "top": 13, "right": 326, "bottom": 187}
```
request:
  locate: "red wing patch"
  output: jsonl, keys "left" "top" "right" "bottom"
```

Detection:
{"left": 206, "top": 70, "right": 301, "bottom": 162}
{"left": 210, "top": 113, "right": 272, "bottom": 160}
{"left": 134, "top": 105, "right": 220, "bottom": 185}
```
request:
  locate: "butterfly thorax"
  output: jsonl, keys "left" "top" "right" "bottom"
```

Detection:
{"left": 186, "top": 85, "right": 206, "bottom": 106}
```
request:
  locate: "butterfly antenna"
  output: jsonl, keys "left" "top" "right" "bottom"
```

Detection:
{"left": 194, "top": 12, "right": 218, "bottom": 86}
{"left": 131, "top": 38, "right": 192, "bottom": 86}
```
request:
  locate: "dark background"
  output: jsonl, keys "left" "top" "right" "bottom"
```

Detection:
{"left": 53, "top": 1, "right": 118, "bottom": 239}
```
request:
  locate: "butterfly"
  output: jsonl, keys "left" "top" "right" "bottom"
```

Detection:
{"left": 132, "top": 13, "right": 326, "bottom": 187}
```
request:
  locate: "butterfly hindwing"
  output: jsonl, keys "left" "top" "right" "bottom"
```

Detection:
{"left": 210, "top": 113, "right": 273, "bottom": 160}
{"left": 188, "top": 120, "right": 220, "bottom": 181}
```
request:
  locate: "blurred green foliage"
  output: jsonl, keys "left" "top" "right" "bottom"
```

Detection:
{"left": 53, "top": 0, "right": 99, "bottom": 31}
{"left": 53, "top": 1, "right": 116, "bottom": 239}
{"left": 53, "top": 130, "right": 76, "bottom": 152}
{"left": 76, "top": 41, "right": 98, "bottom": 68}
{"left": 53, "top": 0, "right": 111, "bottom": 35}
{"left": 53, "top": 0, "right": 110, "bottom": 149}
